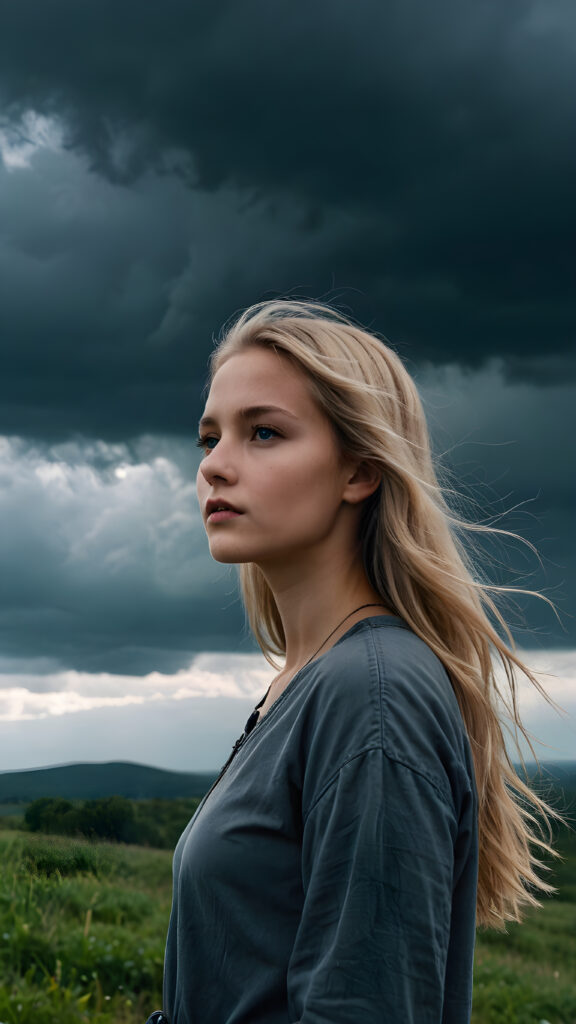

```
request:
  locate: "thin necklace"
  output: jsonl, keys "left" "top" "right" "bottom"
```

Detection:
{"left": 302, "top": 602, "right": 388, "bottom": 669}
{"left": 208, "top": 603, "right": 389, "bottom": 796}
{"left": 251, "top": 602, "right": 388, "bottom": 723}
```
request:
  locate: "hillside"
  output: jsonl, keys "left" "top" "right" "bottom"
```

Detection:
{"left": 0, "top": 761, "right": 217, "bottom": 802}
{"left": 0, "top": 759, "right": 574, "bottom": 806}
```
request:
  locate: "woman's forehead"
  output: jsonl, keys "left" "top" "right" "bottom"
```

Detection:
{"left": 204, "top": 347, "right": 319, "bottom": 417}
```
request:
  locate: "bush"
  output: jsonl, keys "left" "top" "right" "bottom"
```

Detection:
{"left": 23, "top": 796, "right": 200, "bottom": 849}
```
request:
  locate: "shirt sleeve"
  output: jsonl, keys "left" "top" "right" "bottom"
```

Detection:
{"left": 286, "top": 746, "right": 458, "bottom": 1024}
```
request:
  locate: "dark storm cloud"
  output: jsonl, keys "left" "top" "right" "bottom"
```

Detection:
{"left": 0, "top": 136, "right": 365, "bottom": 442}
{"left": 0, "top": 0, "right": 573, "bottom": 432}
{"left": 0, "top": 143, "right": 200, "bottom": 442}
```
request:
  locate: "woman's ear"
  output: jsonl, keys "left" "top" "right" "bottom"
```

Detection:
{"left": 342, "top": 460, "right": 382, "bottom": 505}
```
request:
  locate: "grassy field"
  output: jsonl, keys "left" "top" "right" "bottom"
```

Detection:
{"left": 472, "top": 825, "right": 576, "bottom": 1024}
{"left": 0, "top": 830, "right": 170, "bottom": 1023}
{"left": 0, "top": 823, "right": 574, "bottom": 1023}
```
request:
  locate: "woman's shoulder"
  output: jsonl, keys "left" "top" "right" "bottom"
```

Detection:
{"left": 318, "top": 614, "right": 457, "bottom": 718}
{"left": 301, "top": 615, "right": 475, "bottom": 809}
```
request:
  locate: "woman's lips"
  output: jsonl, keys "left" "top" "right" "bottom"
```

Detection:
{"left": 207, "top": 509, "right": 243, "bottom": 523}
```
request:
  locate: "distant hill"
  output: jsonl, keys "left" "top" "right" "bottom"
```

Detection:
{"left": 0, "top": 761, "right": 218, "bottom": 802}
{"left": 0, "top": 759, "right": 574, "bottom": 806}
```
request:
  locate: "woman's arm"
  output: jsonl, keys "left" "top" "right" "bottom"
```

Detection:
{"left": 287, "top": 746, "right": 475, "bottom": 1024}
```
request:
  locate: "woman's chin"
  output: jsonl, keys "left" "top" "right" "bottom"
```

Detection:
{"left": 207, "top": 542, "right": 254, "bottom": 565}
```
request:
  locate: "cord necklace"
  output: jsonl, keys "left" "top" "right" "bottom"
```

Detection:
{"left": 204, "top": 603, "right": 388, "bottom": 806}
{"left": 247, "top": 602, "right": 388, "bottom": 731}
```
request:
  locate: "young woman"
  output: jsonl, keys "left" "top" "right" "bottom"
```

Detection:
{"left": 147, "top": 299, "right": 559, "bottom": 1024}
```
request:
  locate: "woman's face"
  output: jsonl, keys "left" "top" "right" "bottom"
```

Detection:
{"left": 196, "top": 346, "right": 357, "bottom": 570}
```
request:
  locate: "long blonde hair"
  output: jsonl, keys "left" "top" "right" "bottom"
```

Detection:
{"left": 207, "top": 297, "right": 562, "bottom": 928}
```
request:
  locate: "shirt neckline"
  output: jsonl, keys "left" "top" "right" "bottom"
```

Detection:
{"left": 245, "top": 613, "right": 409, "bottom": 742}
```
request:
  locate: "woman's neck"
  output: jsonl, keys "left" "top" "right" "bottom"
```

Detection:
{"left": 259, "top": 550, "right": 390, "bottom": 674}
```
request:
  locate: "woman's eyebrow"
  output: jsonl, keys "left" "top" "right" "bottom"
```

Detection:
{"left": 198, "top": 404, "right": 298, "bottom": 430}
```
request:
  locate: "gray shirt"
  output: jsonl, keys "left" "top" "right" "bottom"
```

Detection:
{"left": 163, "top": 615, "right": 478, "bottom": 1023}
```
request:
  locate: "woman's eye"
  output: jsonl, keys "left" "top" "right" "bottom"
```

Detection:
{"left": 253, "top": 426, "right": 279, "bottom": 441}
{"left": 195, "top": 426, "right": 279, "bottom": 451}
{"left": 196, "top": 435, "right": 218, "bottom": 451}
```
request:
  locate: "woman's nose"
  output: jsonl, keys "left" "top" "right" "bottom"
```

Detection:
{"left": 198, "top": 440, "right": 239, "bottom": 485}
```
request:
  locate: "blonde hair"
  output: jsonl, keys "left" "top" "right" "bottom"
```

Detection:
{"left": 207, "top": 297, "right": 562, "bottom": 928}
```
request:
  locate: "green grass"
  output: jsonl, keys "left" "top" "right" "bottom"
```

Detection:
{"left": 473, "top": 900, "right": 576, "bottom": 1023}
{"left": 472, "top": 829, "right": 576, "bottom": 1024}
{"left": 0, "top": 830, "right": 170, "bottom": 1023}
{"left": 1, "top": 824, "right": 575, "bottom": 1023}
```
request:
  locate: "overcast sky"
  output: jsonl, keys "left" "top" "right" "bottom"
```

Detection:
{"left": 0, "top": 0, "right": 574, "bottom": 772}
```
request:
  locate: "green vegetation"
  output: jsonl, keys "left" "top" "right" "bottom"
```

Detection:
{"left": 0, "top": 784, "right": 574, "bottom": 1023}
{"left": 0, "top": 830, "right": 170, "bottom": 1023}
{"left": 472, "top": 824, "right": 576, "bottom": 1023}
{"left": 23, "top": 796, "right": 201, "bottom": 849}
